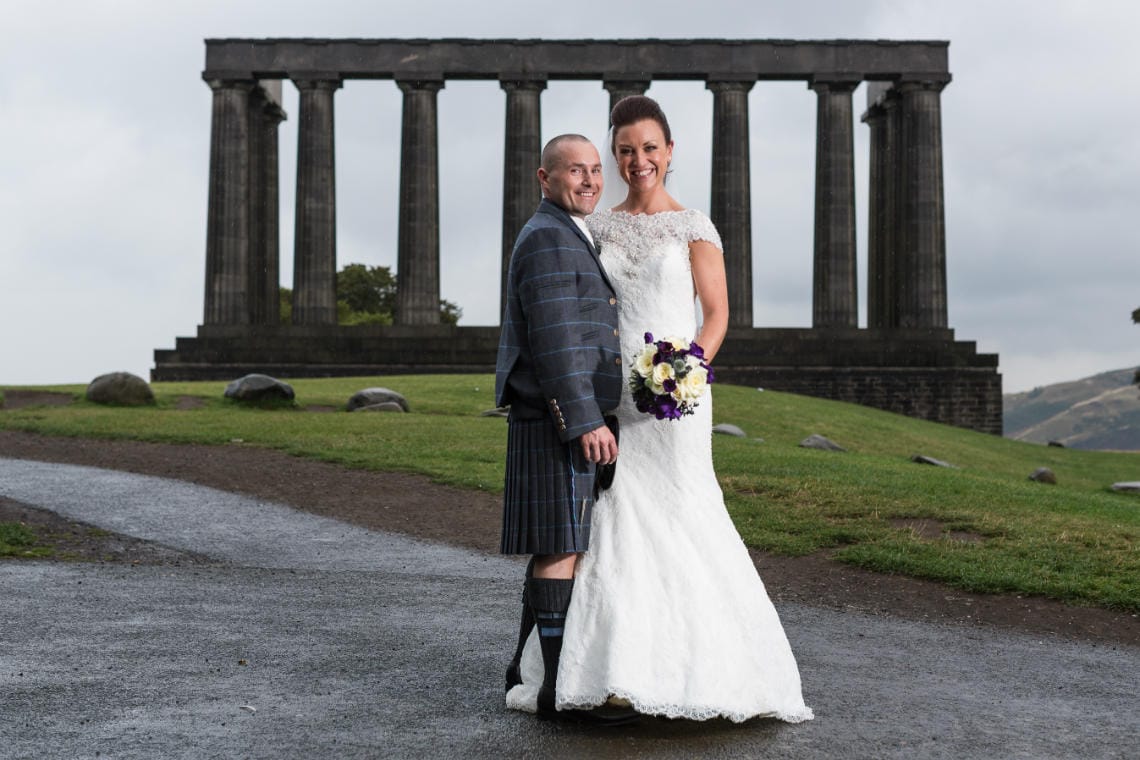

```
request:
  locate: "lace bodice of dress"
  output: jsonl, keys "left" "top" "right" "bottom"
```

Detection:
{"left": 587, "top": 209, "right": 723, "bottom": 366}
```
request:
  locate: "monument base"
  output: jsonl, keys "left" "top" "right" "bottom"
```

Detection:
{"left": 153, "top": 325, "right": 1001, "bottom": 434}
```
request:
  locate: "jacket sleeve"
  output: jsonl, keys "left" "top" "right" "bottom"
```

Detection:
{"left": 515, "top": 226, "right": 607, "bottom": 442}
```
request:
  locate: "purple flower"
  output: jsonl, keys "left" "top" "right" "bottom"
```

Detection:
{"left": 654, "top": 395, "right": 679, "bottom": 420}
{"left": 703, "top": 362, "right": 716, "bottom": 384}
{"left": 688, "top": 341, "right": 705, "bottom": 359}
{"left": 644, "top": 332, "right": 654, "bottom": 344}
{"left": 662, "top": 378, "right": 677, "bottom": 393}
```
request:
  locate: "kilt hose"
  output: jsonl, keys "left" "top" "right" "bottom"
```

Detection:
{"left": 500, "top": 416, "right": 596, "bottom": 555}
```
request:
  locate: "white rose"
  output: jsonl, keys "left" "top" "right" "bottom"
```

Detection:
{"left": 649, "top": 361, "right": 675, "bottom": 394}
{"left": 634, "top": 346, "right": 656, "bottom": 378}
{"left": 664, "top": 335, "right": 688, "bottom": 351}
{"left": 677, "top": 364, "right": 708, "bottom": 401}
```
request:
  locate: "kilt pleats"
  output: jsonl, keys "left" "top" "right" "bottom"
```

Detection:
{"left": 501, "top": 417, "right": 594, "bottom": 555}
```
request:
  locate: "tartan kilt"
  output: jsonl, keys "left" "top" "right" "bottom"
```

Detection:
{"left": 500, "top": 416, "right": 596, "bottom": 555}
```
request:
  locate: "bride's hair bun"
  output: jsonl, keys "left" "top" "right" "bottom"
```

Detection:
{"left": 609, "top": 95, "right": 672, "bottom": 153}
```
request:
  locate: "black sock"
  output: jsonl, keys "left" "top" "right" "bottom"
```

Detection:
{"left": 526, "top": 577, "right": 574, "bottom": 710}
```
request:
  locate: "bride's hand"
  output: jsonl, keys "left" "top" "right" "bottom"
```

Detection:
{"left": 580, "top": 425, "right": 618, "bottom": 465}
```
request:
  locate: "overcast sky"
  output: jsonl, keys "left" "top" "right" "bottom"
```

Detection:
{"left": 2, "top": 0, "right": 1137, "bottom": 393}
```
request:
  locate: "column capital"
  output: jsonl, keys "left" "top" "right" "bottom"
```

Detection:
{"left": 705, "top": 78, "right": 756, "bottom": 94}
{"left": 260, "top": 99, "right": 287, "bottom": 123}
{"left": 894, "top": 72, "right": 951, "bottom": 91}
{"left": 860, "top": 100, "right": 888, "bottom": 124}
{"left": 396, "top": 77, "right": 445, "bottom": 93}
{"left": 499, "top": 76, "right": 548, "bottom": 92}
{"left": 809, "top": 73, "right": 862, "bottom": 92}
{"left": 203, "top": 76, "right": 256, "bottom": 92}
{"left": 291, "top": 76, "right": 343, "bottom": 91}
{"left": 603, "top": 76, "right": 651, "bottom": 93}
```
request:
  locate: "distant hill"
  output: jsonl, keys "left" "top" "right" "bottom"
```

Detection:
{"left": 1004, "top": 368, "right": 1140, "bottom": 450}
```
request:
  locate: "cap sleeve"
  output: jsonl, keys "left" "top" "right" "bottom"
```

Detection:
{"left": 684, "top": 210, "right": 723, "bottom": 253}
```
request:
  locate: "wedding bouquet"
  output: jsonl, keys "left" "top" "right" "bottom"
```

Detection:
{"left": 629, "top": 332, "right": 715, "bottom": 420}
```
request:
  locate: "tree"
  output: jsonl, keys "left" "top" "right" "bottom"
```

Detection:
{"left": 279, "top": 263, "right": 462, "bottom": 325}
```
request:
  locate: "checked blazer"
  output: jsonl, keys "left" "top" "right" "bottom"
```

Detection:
{"left": 495, "top": 198, "right": 623, "bottom": 441}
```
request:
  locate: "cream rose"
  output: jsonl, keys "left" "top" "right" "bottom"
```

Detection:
{"left": 677, "top": 364, "right": 709, "bottom": 401}
{"left": 634, "top": 345, "right": 656, "bottom": 378}
{"left": 649, "top": 361, "right": 675, "bottom": 395}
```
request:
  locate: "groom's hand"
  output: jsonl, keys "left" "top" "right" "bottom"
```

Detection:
{"left": 580, "top": 425, "right": 618, "bottom": 465}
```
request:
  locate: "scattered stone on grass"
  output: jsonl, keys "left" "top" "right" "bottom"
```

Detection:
{"left": 1029, "top": 467, "right": 1057, "bottom": 484}
{"left": 347, "top": 387, "right": 409, "bottom": 412}
{"left": 910, "top": 454, "right": 958, "bottom": 468}
{"left": 1110, "top": 482, "right": 1140, "bottom": 494}
{"left": 713, "top": 423, "right": 746, "bottom": 437}
{"left": 799, "top": 434, "right": 845, "bottom": 452}
{"left": 224, "top": 374, "right": 294, "bottom": 403}
{"left": 353, "top": 401, "right": 406, "bottom": 413}
{"left": 86, "top": 372, "right": 155, "bottom": 406}
{"left": 481, "top": 407, "right": 509, "bottom": 418}
{"left": 1047, "top": 440, "right": 1065, "bottom": 448}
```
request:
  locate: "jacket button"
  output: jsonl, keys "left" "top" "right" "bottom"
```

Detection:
{"left": 614, "top": 357, "right": 622, "bottom": 365}
{"left": 609, "top": 297, "right": 617, "bottom": 305}
{"left": 613, "top": 329, "right": 619, "bottom": 336}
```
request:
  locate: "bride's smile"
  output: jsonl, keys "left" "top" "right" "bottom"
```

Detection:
{"left": 614, "top": 118, "right": 674, "bottom": 193}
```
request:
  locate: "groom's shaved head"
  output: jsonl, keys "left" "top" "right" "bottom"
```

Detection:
{"left": 541, "top": 134, "right": 593, "bottom": 171}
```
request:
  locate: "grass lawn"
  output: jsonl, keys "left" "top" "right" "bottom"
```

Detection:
{"left": 2, "top": 375, "right": 1138, "bottom": 612}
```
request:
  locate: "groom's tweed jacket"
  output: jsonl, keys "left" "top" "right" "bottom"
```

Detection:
{"left": 496, "top": 198, "right": 623, "bottom": 555}
{"left": 495, "top": 198, "right": 623, "bottom": 441}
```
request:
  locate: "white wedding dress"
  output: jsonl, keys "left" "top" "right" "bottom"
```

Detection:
{"left": 506, "top": 209, "right": 813, "bottom": 723}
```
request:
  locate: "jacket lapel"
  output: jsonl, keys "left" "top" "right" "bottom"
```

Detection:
{"left": 537, "top": 199, "right": 615, "bottom": 292}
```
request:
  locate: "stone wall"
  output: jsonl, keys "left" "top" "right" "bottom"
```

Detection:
{"left": 153, "top": 325, "right": 1002, "bottom": 434}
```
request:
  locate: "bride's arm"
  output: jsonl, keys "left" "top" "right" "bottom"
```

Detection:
{"left": 690, "top": 240, "right": 729, "bottom": 362}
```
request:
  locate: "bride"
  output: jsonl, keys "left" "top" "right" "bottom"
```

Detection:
{"left": 507, "top": 95, "right": 813, "bottom": 724}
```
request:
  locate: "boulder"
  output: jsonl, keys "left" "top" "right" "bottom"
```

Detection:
{"left": 352, "top": 401, "right": 406, "bottom": 413}
{"left": 347, "top": 387, "right": 410, "bottom": 413}
{"left": 1028, "top": 467, "right": 1057, "bottom": 484}
{"left": 224, "top": 374, "right": 294, "bottom": 403}
{"left": 1047, "top": 440, "right": 1065, "bottom": 448}
{"left": 86, "top": 372, "right": 155, "bottom": 406}
{"left": 1110, "top": 482, "right": 1140, "bottom": 493}
{"left": 799, "top": 434, "right": 845, "bottom": 452}
{"left": 910, "top": 454, "right": 957, "bottom": 468}
{"left": 712, "top": 423, "right": 746, "bottom": 438}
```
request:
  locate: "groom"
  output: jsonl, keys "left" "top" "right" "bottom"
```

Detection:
{"left": 495, "top": 134, "right": 625, "bottom": 720}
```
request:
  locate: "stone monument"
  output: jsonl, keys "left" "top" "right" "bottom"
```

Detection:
{"left": 153, "top": 38, "right": 1001, "bottom": 434}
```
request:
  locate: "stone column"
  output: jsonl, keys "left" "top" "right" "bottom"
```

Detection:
{"left": 247, "top": 84, "right": 287, "bottom": 326}
{"left": 707, "top": 79, "right": 755, "bottom": 327}
{"left": 810, "top": 76, "right": 860, "bottom": 328}
{"left": 395, "top": 78, "right": 445, "bottom": 325}
{"left": 203, "top": 78, "right": 255, "bottom": 325}
{"left": 603, "top": 77, "right": 650, "bottom": 124}
{"left": 500, "top": 77, "right": 546, "bottom": 317}
{"left": 862, "top": 83, "right": 898, "bottom": 329}
{"left": 291, "top": 76, "right": 341, "bottom": 326}
{"left": 895, "top": 76, "right": 950, "bottom": 329}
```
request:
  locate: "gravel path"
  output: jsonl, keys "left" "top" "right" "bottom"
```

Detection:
{"left": 1, "top": 458, "right": 1137, "bottom": 759}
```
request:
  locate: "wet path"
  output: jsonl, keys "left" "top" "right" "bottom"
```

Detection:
{"left": 1, "top": 459, "right": 1135, "bottom": 759}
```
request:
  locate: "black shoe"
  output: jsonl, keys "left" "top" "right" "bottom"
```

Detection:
{"left": 505, "top": 660, "right": 523, "bottom": 693}
{"left": 535, "top": 694, "right": 641, "bottom": 726}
